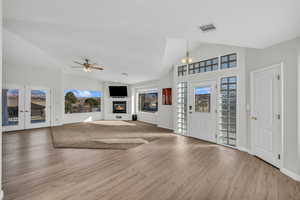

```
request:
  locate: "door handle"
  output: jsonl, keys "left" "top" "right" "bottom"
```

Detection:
{"left": 251, "top": 116, "right": 258, "bottom": 120}
{"left": 20, "top": 110, "right": 24, "bottom": 112}
{"left": 25, "top": 110, "right": 29, "bottom": 112}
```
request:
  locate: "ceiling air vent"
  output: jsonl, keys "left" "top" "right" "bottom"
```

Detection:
{"left": 199, "top": 24, "right": 216, "bottom": 32}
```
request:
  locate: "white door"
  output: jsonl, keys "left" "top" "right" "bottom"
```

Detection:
{"left": 2, "top": 86, "right": 51, "bottom": 131}
{"left": 2, "top": 85, "right": 25, "bottom": 131}
{"left": 251, "top": 64, "right": 281, "bottom": 167}
{"left": 189, "top": 81, "right": 217, "bottom": 142}
{"left": 25, "top": 87, "right": 51, "bottom": 129}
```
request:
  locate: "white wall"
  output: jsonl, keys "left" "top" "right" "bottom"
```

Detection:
{"left": 246, "top": 37, "right": 300, "bottom": 177}
{"left": 63, "top": 74, "right": 104, "bottom": 124}
{"left": 3, "top": 29, "right": 64, "bottom": 126}
{"left": 132, "top": 69, "right": 174, "bottom": 129}
{"left": 3, "top": 29, "right": 106, "bottom": 126}
{"left": 132, "top": 80, "right": 158, "bottom": 124}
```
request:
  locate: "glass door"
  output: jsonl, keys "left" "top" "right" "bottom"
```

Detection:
{"left": 25, "top": 87, "right": 51, "bottom": 129}
{"left": 2, "top": 86, "right": 25, "bottom": 131}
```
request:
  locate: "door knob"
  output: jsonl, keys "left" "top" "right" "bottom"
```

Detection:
{"left": 251, "top": 116, "right": 258, "bottom": 120}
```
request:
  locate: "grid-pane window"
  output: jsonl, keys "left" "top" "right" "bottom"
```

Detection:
{"left": 218, "top": 76, "right": 237, "bottom": 146}
{"left": 178, "top": 65, "right": 187, "bottom": 76}
{"left": 176, "top": 82, "right": 187, "bottom": 135}
{"left": 220, "top": 53, "right": 237, "bottom": 69}
{"left": 138, "top": 93, "right": 158, "bottom": 113}
{"left": 188, "top": 57, "right": 218, "bottom": 74}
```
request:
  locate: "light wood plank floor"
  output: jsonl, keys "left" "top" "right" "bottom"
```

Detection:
{"left": 3, "top": 127, "right": 300, "bottom": 200}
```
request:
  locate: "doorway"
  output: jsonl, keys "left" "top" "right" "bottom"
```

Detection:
{"left": 251, "top": 64, "right": 282, "bottom": 167}
{"left": 2, "top": 85, "right": 51, "bottom": 131}
{"left": 188, "top": 81, "right": 217, "bottom": 142}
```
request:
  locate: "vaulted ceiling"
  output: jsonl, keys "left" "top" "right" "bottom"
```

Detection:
{"left": 3, "top": 0, "right": 300, "bottom": 83}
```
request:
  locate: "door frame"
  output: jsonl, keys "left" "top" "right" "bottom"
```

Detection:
{"left": 2, "top": 85, "right": 52, "bottom": 131}
{"left": 250, "top": 63, "right": 284, "bottom": 168}
{"left": 25, "top": 86, "right": 51, "bottom": 129}
{"left": 188, "top": 79, "right": 217, "bottom": 143}
{"left": 2, "top": 84, "right": 25, "bottom": 132}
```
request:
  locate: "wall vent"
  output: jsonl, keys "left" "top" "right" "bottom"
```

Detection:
{"left": 199, "top": 24, "right": 216, "bottom": 32}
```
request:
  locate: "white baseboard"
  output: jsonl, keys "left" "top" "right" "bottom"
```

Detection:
{"left": 280, "top": 168, "right": 300, "bottom": 182}
{"left": 237, "top": 146, "right": 249, "bottom": 153}
{"left": 157, "top": 124, "right": 173, "bottom": 130}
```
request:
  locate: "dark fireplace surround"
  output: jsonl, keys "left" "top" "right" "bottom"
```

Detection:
{"left": 113, "top": 101, "right": 127, "bottom": 113}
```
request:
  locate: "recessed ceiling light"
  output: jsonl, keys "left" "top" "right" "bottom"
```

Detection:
{"left": 199, "top": 24, "right": 216, "bottom": 32}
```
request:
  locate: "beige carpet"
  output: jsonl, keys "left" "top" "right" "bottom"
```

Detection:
{"left": 51, "top": 120, "right": 174, "bottom": 149}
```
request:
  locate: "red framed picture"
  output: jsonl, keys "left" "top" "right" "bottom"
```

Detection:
{"left": 162, "top": 88, "right": 172, "bottom": 105}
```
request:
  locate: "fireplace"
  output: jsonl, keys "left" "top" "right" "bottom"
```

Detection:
{"left": 113, "top": 101, "right": 127, "bottom": 113}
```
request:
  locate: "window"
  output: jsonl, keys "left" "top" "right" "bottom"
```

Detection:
{"left": 195, "top": 87, "right": 211, "bottom": 112}
{"left": 31, "top": 90, "right": 46, "bottom": 123}
{"left": 220, "top": 53, "right": 237, "bottom": 69}
{"left": 178, "top": 65, "right": 187, "bottom": 76}
{"left": 218, "top": 76, "right": 237, "bottom": 146}
{"left": 176, "top": 82, "right": 187, "bottom": 135}
{"left": 2, "top": 89, "right": 19, "bottom": 126}
{"left": 188, "top": 57, "right": 218, "bottom": 74}
{"left": 64, "top": 90, "right": 101, "bottom": 114}
{"left": 138, "top": 92, "right": 158, "bottom": 112}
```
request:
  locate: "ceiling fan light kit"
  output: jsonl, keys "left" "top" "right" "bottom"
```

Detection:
{"left": 72, "top": 58, "right": 104, "bottom": 72}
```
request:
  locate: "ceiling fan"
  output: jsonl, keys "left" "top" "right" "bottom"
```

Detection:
{"left": 72, "top": 58, "right": 104, "bottom": 72}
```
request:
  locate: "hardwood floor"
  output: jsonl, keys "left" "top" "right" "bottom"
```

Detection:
{"left": 3, "top": 127, "right": 300, "bottom": 200}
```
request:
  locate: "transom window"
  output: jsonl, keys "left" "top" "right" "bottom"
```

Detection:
{"left": 220, "top": 53, "right": 237, "bottom": 69}
{"left": 178, "top": 53, "right": 237, "bottom": 77}
{"left": 189, "top": 57, "right": 218, "bottom": 74}
{"left": 177, "top": 65, "right": 187, "bottom": 76}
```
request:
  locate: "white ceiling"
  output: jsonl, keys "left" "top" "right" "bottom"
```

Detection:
{"left": 3, "top": 0, "right": 300, "bottom": 83}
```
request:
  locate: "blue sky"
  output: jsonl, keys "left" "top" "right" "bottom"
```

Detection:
{"left": 31, "top": 90, "right": 46, "bottom": 95}
{"left": 195, "top": 87, "right": 211, "bottom": 95}
{"left": 64, "top": 89, "right": 101, "bottom": 98}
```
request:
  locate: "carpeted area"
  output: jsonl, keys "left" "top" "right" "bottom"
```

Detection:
{"left": 51, "top": 120, "right": 174, "bottom": 149}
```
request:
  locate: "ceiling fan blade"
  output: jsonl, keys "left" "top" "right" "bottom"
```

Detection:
{"left": 91, "top": 66, "right": 104, "bottom": 70}
{"left": 71, "top": 66, "right": 83, "bottom": 68}
{"left": 73, "top": 61, "right": 83, "bottom": 65}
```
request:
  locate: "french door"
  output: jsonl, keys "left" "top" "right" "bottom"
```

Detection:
{"left": 2, "top": 86, "right": 51, "bottom": 131}
{"left": 188, "top": 81, "right": 217, "bottom": 142}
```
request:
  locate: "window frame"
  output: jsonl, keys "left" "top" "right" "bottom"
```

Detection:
{"left": 188, "top": 57, "right": 219, "bottom": 75}
{"left": 64, "top": 89, "right": 102, "bottom": 114}
{"left": 220, "top": 53, "right": 237, "bottom": 70}
{"left": 138, "top": 91, "right": 158, "bottom": 113}
{"left": 218, "top": 76, "right": 238, "bottom": 147}
{"left": 178, "top": 65, "right": 187, "bottom": 76}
